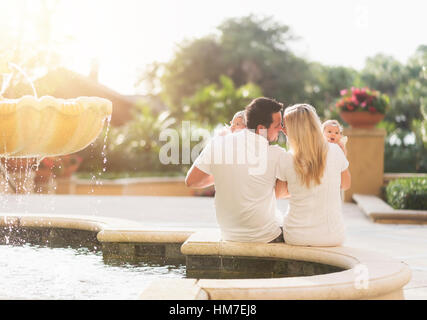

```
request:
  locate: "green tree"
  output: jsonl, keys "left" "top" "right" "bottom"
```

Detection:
{"left": 78, "top": 104, "right": 180, "bottom": 174}
{"left": 216, "top": 14, "right": 308, "bottom": 105}
{"left": 360, "top": 54, "right": 406, "bottom": 96}
{"left": 138, "top": 15, "right": 309, "bottom": 120}
{"left": 157, "top": 36, "right": 226, "bottom": 113}
{"left": 359, "top": 50, "right": 425, "bottom": 129}
{"left": 421, "top": 103, "right": 427, "bottom": 147}
{"left": 306, "top": 63, "right": 358, "bottom": 118}
{"left": 183, "top": 75, "right": 262, "bottom": 127}
{"left": 382, "top": 45, "right": 427, "bottom": 172}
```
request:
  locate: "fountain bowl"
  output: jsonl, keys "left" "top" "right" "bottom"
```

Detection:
{"left": 0, "top": 95, "right": 112, "bottom": 158}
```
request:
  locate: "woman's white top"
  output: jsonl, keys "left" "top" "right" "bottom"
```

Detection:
{"left": 276, "top": 143, "right": 349, "bottom": 246}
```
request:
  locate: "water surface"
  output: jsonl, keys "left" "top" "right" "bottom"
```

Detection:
{"left": 0, "top": 244, "right": 185, "bottom": 300}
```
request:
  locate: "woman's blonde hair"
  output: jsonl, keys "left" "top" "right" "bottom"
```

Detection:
{"left": 284, "top": 104, "right": 328, "bottom": 188}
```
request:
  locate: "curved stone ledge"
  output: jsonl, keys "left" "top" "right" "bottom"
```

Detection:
{"left": 181, "top": 230, "right": 411, "bottom": 300}
{"left": 97, "top": 228, "right": 194, "bottom": 243}
{"left": 0, "top": 214, "right": 411, "bottom": 300}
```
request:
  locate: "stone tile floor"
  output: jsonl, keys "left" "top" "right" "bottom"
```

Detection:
{"left": 0, "top": 194, "right": 425, "bottom": 300}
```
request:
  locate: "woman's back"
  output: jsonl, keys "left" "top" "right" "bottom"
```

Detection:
{"left": 277, "top": 143, "right": 349, "bottom": 246}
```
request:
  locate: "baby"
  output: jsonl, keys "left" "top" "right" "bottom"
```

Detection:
{"left": 218, "top": 110, "right": 247, "bottom": 136}
{"left": 322, "top": 119, "right": 348, "bottom": 156}
{"left": 230, "top": 110, "right": 247, "bottom": 133}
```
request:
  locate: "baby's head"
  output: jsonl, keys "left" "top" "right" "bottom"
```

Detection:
{"left": 322, "top": 120, "right": 343, "bottom": 143}
{"left": 230, "top": 110, "right": 247, "bottom": 133}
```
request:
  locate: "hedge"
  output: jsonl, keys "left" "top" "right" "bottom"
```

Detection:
{"left": 386, "top": 177, "right": 427, "bottom": 210}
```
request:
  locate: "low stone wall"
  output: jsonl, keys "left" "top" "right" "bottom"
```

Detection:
{"left": 4, "top": 169, "right": 424, "bottom": 198}
{"left": 39, "top": 176, "right": 208, "bottom": 197}
{"left": 353, "top": 193, "right": 427, "bottom": 224}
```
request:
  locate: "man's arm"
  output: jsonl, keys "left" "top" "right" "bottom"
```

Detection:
{"left": 185, "top": 165, "right": 214, "bottom": 189}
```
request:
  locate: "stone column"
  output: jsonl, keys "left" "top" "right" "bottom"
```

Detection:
{"left": 342, "top": 128, "right": 386, "bottom": 202}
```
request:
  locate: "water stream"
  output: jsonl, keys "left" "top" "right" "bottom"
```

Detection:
{"left": 0, "top": 63, "right": 113, "bottom": 215}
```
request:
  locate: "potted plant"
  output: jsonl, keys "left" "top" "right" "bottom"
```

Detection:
{"left": 34, "top": 157, "right": 55, "bottom": 184}
{"left": 335, "top": 87, "right": 390, "bottom": 129}
{"left": 35, "top": 154, "right": 83, "bottom": 183}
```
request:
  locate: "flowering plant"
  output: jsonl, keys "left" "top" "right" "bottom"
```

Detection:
{"left": 335, "top": 87, "right": 390, "bottom": 114}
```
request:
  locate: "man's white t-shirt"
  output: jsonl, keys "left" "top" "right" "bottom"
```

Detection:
{"left": 194, "top": 129, "right": 283, "bottom": 243}
{"left": 276, "top": 143, "right": 349, "bottom": 246}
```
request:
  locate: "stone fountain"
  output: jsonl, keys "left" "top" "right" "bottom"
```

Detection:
{"left": 0, "top": 95, "right": 112, "bottom": 158}
{"left": 0, "top": 63, "right": 112, "bottom": 193}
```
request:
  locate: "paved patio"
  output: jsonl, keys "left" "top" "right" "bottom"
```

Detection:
{"left": 0, "top": 193, "right": 426, "bottom": 300}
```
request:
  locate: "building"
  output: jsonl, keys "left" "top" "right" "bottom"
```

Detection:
{"left": 33, "top": 67, "right": 134, "bottom": 126}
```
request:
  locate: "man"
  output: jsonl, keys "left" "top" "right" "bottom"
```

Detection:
{"left": 185, "top": 97, "right": 286, "bottom": 243}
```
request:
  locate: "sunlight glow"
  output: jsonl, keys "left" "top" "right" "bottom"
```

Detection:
{"left": 0, "top": 0, "right": 425, "bottom": 94}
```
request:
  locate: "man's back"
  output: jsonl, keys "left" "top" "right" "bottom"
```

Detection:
{"left": 195, "top": 129, "right": 283, "bottom": 242}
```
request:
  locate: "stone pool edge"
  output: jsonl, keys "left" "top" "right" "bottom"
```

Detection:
{"left": 0, "top": 213, "right": 411, "bottom": 300}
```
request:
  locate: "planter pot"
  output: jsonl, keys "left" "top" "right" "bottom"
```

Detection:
{"left": 34, "top": 169, "right": 54, "bottom": 184}
{"left": 340, "top": 111, "right": 385, "bottom": 129}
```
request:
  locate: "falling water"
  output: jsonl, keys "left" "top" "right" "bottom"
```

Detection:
{"left": 0, "top": 73, "right": 13, "bottom": 97}
{"left": 1, "top": 63, "right": 112, "bottom": 231}
{"left": 0, "top": 155, "right": 10, "bottom": 209}
{"left": 88, "top": 116, "right": 112, "bottom": 215}
{"left": 8, "top": 62, "right": 38, "bottom": 99}
{"left": 0, "top": 62, "right": 39, "bottom": 216}
{"left": 101, "top": 115, "right": 112, "bottom": 173}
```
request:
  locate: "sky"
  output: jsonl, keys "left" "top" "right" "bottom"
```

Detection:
{"left": 1, "top": 0, "right": 426, "bottom": 95}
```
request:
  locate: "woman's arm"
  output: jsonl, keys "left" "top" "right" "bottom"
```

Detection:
{"left": 275, "top": 179, "right": 290, "bottom": 199}
{"left": 341, "top": 169, "right": 351, "bottom": 191}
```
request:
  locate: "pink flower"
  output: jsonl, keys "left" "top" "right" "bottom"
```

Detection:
{"left": 340, "top": 89, "right": 348, "bottom": 96}
{"left": 361, "top": 101, "right": 367, "bottom": 108}
{"left": 351, "top": 96, "right": 359, "bottom": 104}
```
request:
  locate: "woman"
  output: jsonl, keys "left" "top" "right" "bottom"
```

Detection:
{"left": 276, "top": 104, "right": 351, "bottom": 246}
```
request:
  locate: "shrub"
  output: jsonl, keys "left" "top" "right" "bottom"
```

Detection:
{"left": 386, "top": 177, "right": 427, "bottom": 210}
